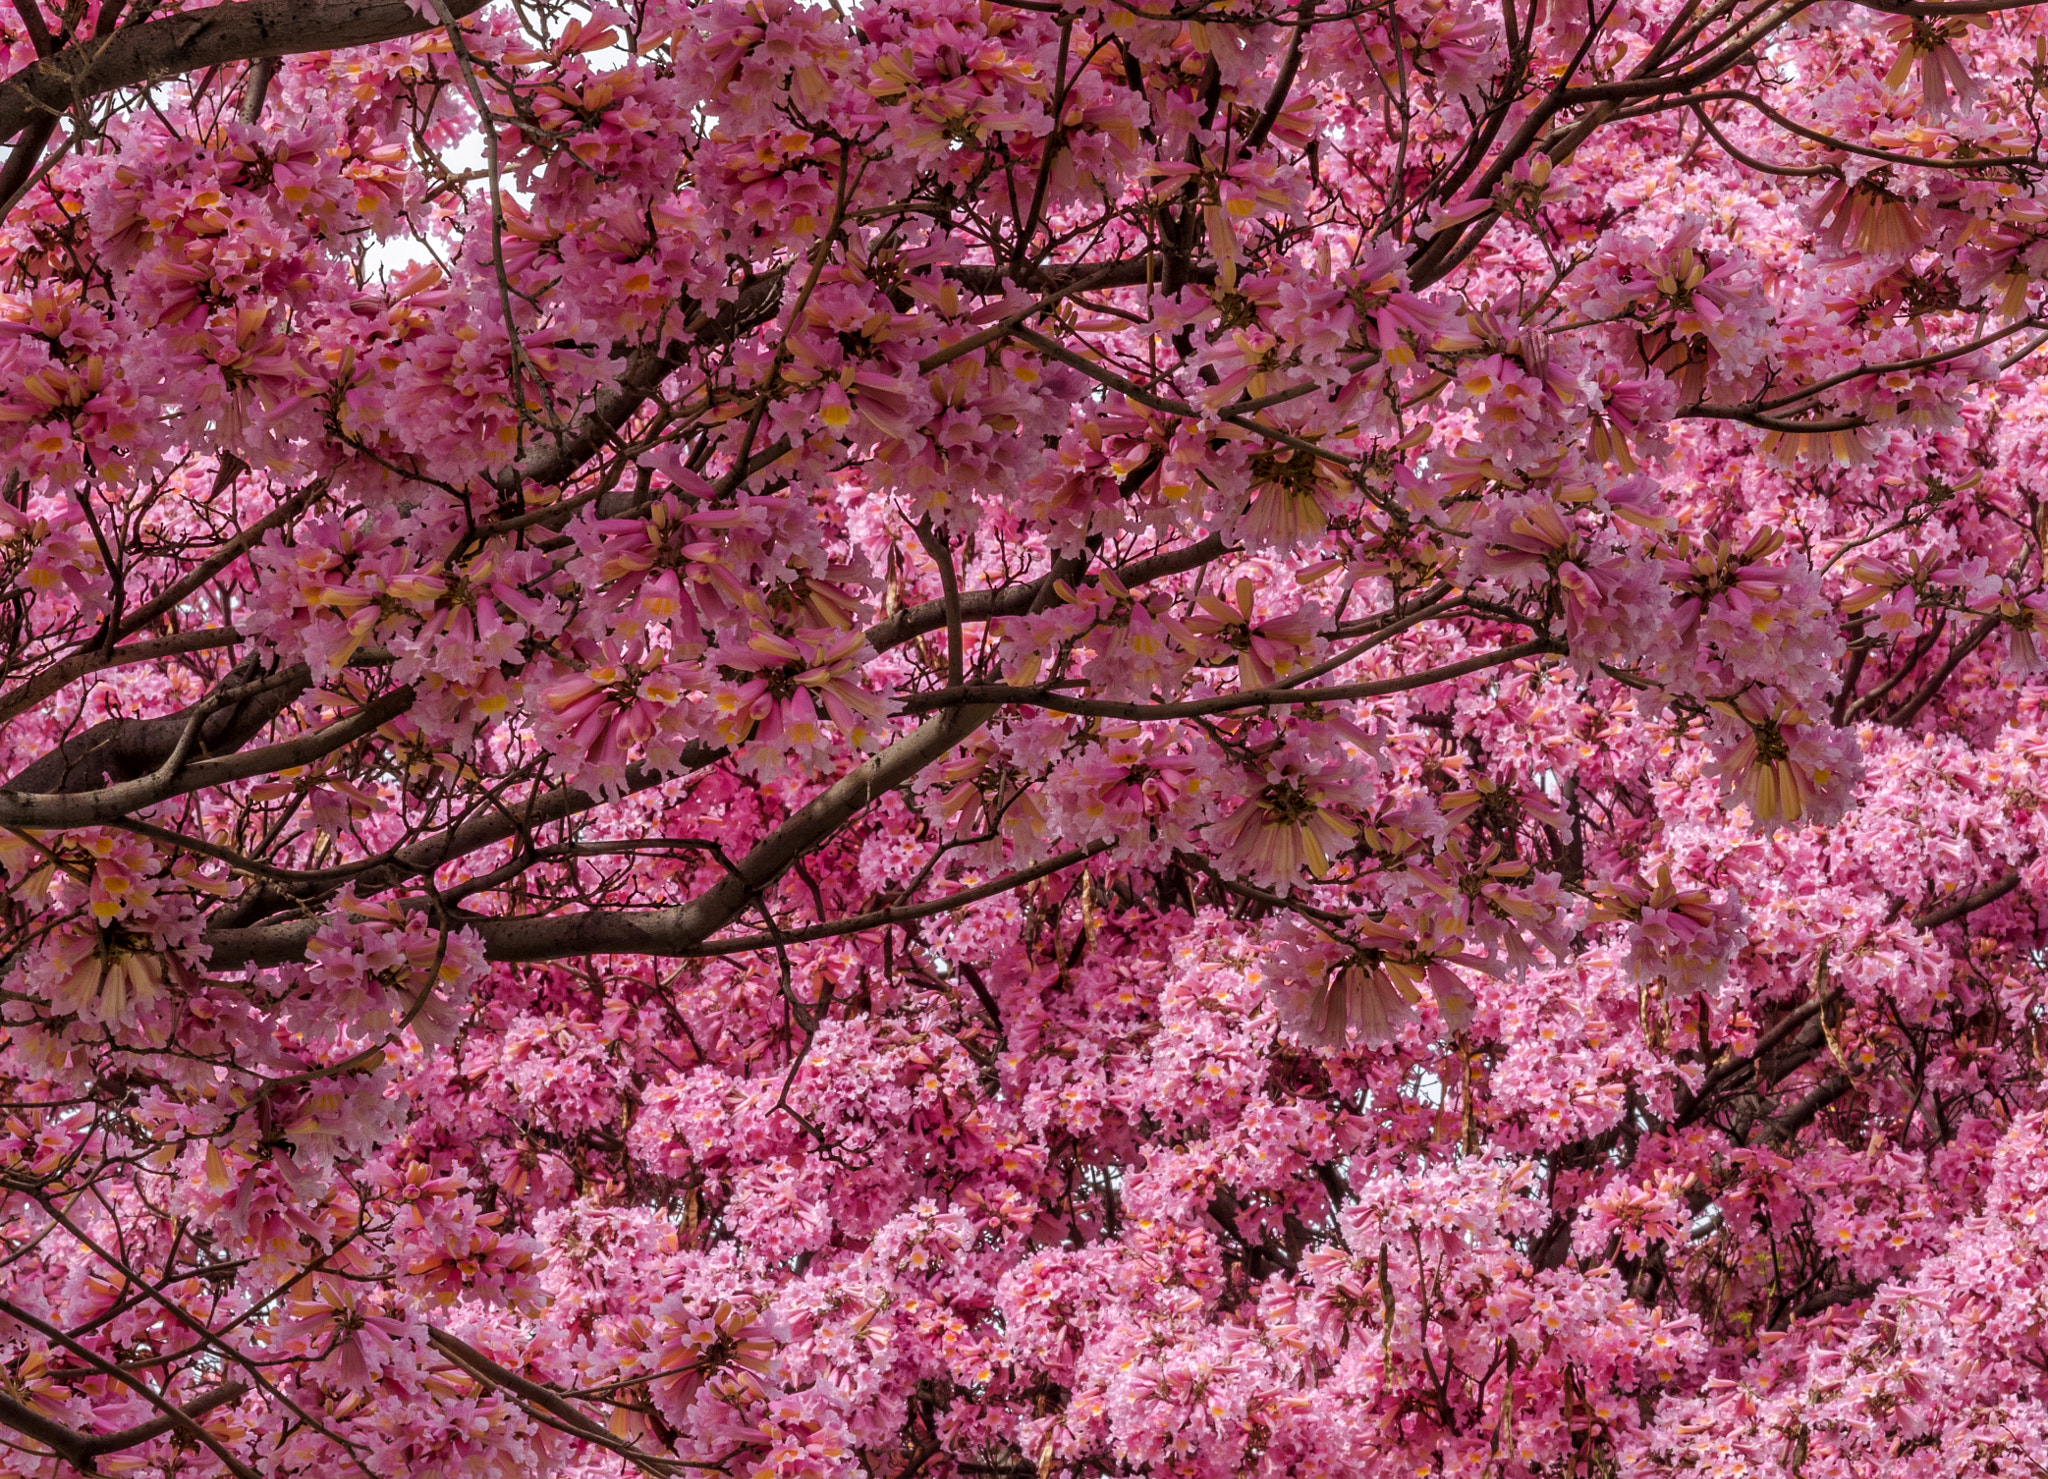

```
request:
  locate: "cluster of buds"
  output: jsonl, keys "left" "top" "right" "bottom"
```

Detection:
{"left": 545, "top": 655, "right": 700, "bottom": 773}
{"left": 1706, "top": 690, "right": 1855, "bottom": 829}
{"left": 1184, "top": 577, "right": 1317, "bottom": 690}
{"left": 713, "top": 626, "right": 885, "bottom": 752}
{"left": 1287, "top": 949, "right": 1423, "bottom": 1049}
{"left": 1214, "top": 774, "right": 1357, "bottom": 887}
{"left": 649, "top": 1299, "right": 786, "bottom": 1422}
{"left": 1879, "top": 13, "right": 1986, "bottom": 118}
{"left": 1592, "top": 864, "right": 1743, "bottom": 998}
{"left": 1664, "top": 527, "right": 1788, "bottom": 634}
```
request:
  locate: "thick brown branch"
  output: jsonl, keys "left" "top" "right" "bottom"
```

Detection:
{"left": 0, "top": 0, "right": 487, "bottom": 143}
{"left": 205, "top": 749, "right": 725, "bottom": 931}
{"left": 1793, "top": 1280, "right": 1879, "bottom": 1318}
{"left": 1912, "top": 870, "right": 2022, "bottom": 930}
{"left": 941, "top": 257, "right": 1213, "bottom": 295}
{"left": 504, "top": 270, "right": 787, "bottom": 502}
{"left": 0, "top": 110, "right": 55, "bottom": 210}
{"left": 208, "top": 703, "right": 999, "bottom": 969}
{"left": 0, "top": 1381, "right": 247, "bottom": 1470}
{"left": 0, "top": 685, "right": 412, "bottom": 829}
{"left": 1764, "top": 1072, "right": 1854, "bottom": 1146}
{"left": 0, "top": 627, "right": 243, "bottom": 730}
{"left": 4, "top": 657, "right": 308, "bottom": 798}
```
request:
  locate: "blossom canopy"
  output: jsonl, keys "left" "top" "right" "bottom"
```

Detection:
{"left": 2, "top": 0, "right": 2048, "bottom": 1476}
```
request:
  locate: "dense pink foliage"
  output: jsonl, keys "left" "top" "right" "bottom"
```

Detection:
{"left": 4, "top": 0, "right": 2048, "bottom": 1475}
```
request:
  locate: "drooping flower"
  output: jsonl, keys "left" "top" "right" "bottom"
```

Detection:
{"left": 1881, "top": 15, "right": 1985, "bottom": 119}
{"left": 1592, "top": 864, "right": 1746, "bottom": 998}
{"left": 1212, "top": 774, "right": 1357, "bottom": 888}
{"left": 1184, "top": 577, "right": 1318, "bottom": 690}
{"left": 1283, "top": 954, "right": 1421, "bottom": 1048}
{"left": 1705, "top": 691, "right": 1862, "bottom": 829}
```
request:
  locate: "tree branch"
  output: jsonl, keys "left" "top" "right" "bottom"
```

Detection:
{"left": 687, "top": 839, "right": 1114, "bottom": 956}
{"left": 0, "top": 0, "right": 487, "bottom": 143}
{"left": 0, "top": 627, "right": 244, "bottom": 730}
{"left": 425, "top": 1327, "right": 716, "bottom": 1475}
{"left": 1888, "top": 613, "right": 2000, "bottom": 726}
{"left": 0, "top": 1295, "right": 259, "bottom": 1479}
{"left": 1912, "top": 870, "right": 2022, "bottom": 930}
{"left": 1793, "top": 1280, "right": 1878, "bottom": 1318}
{"left": 0, "top": 685, "right": 412, "bottom": 829}
{"left": 5, "top": 656, "right": 309, "bottom": 798}
{"left": 941, "top": 257, "right": 1213, "bottom": 295}
{"left": 898, "top": 638, "right": 1564, "bottom": 719}
{"left": 862, "top": 534, "right": 1226, "bottom": 656}
{"left": 0, "top": 1381, "right": 247, "bottom": 1470}
{"left": 205, "top": 748, "right": 725, "bottom": 931}
{"left": 1764, "top": 1072, "right": 1853, "bottom": 1146}
{"left": 503, "top": 270, "right": 786, "bottom": 504}
{"left": 208, "top": 703, "right": 999, "bottom": 969}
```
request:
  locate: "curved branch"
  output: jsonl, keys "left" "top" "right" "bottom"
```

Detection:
{"left": 0, "top": 1380, "right": 247, "bottom": 1471}
{"left": 0, "top": 686, "right": 412, "bottom": 829}
{"left": 1793, "top": 1280, "right": 1879, "bottom": 1318}
{"left": 0, "top": 110, "right": 56, "bottom": 211}
{"left": 1557, "top": 2, "right": 1841, "bottom": 107}
{"left": 1679, "top": 407, "right": 1870, "bottom": 434}
{"left": 898, "top": 638, "right": 1564, "bottom": 720}
{"left": 1689, "top": 101, "right": 1834, "bottom": 178}
{"left": 100, "top": 475, "right": 328, "bottom": 649}
{"left": 5, "top": 657, "right": 310, "bottom": 798}
{"left": 1685, "top": 318, "right": 2041, "bottom": 427}
{"left": 0, "top": 0, "right": 487, "bottom": 143}
{"left": 862, "top": 533, "right": 1227, "bottom": 655}
{"left": 0, "top": 1295, "right": 258, "bottom": 1479}
{"left": 1912, "top": 869, "right": 2021, "bottom": 930}
{"left": 1241, "top": 0, "right": 1312, "bottom": 155}
{"left": 1887, "top": 612, "right": 2000, "bottom": 726}
{"left": 1853, "top": 0, "right": 2046, "bottom": 12}
{"left": 942, "top": 256, "right": 1213, "bottom": 295}
{"left": 1686, "top": 86, "right": 2042, "bottom": 170}
{"left": 207, "top": 702, "right": 1001, "bottom": 969}
{"left": 690, "top": 839, "right": 1115, "bottom": 956}
{"left": 1763, "top": 1072, "right": 1853, "bottom": 1146}
{"left": 425, "top": 1328, "right": 716, "bottom": 1475}
{"left": 203, "top": 747, "right": 726, "bottom": 931}
{"left": 0, "top": 627, "right": 243, "bottom": 730}
{"left": 504, "top": 273, "right": 788, "bottom": 508}
{"left": 1011, "top": 328, "right": 1346, "bottom": 465}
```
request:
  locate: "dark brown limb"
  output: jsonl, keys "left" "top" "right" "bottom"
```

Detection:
{"left": 1912, "top": 870, "right": 2022, "bottom": 930}
{"left": 0, "top": 1381, "right": 247, "bottom": 1471}
{"left": 208, "top": 702, "right": 999, "bottom": 969}
{"left": 0, "top": 0, "right": 488, "bottom": 143}
{"left": 0, "top": 680, "right": 411, "bottom": 829}
{"left": 1764, "top": 1073, "right": 1853, "bottom": 1146}
{"left": 3, "top": 656, "right": 306, "bottom": 797}
{"left": 1888, "top": 614, "right": 2000, "bottom": 726}
{"left": 863, "top": 534, "right": 1225, "bottom": 656}
{"left": 236, "top": 53, "right": 275, "bottom": 121}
